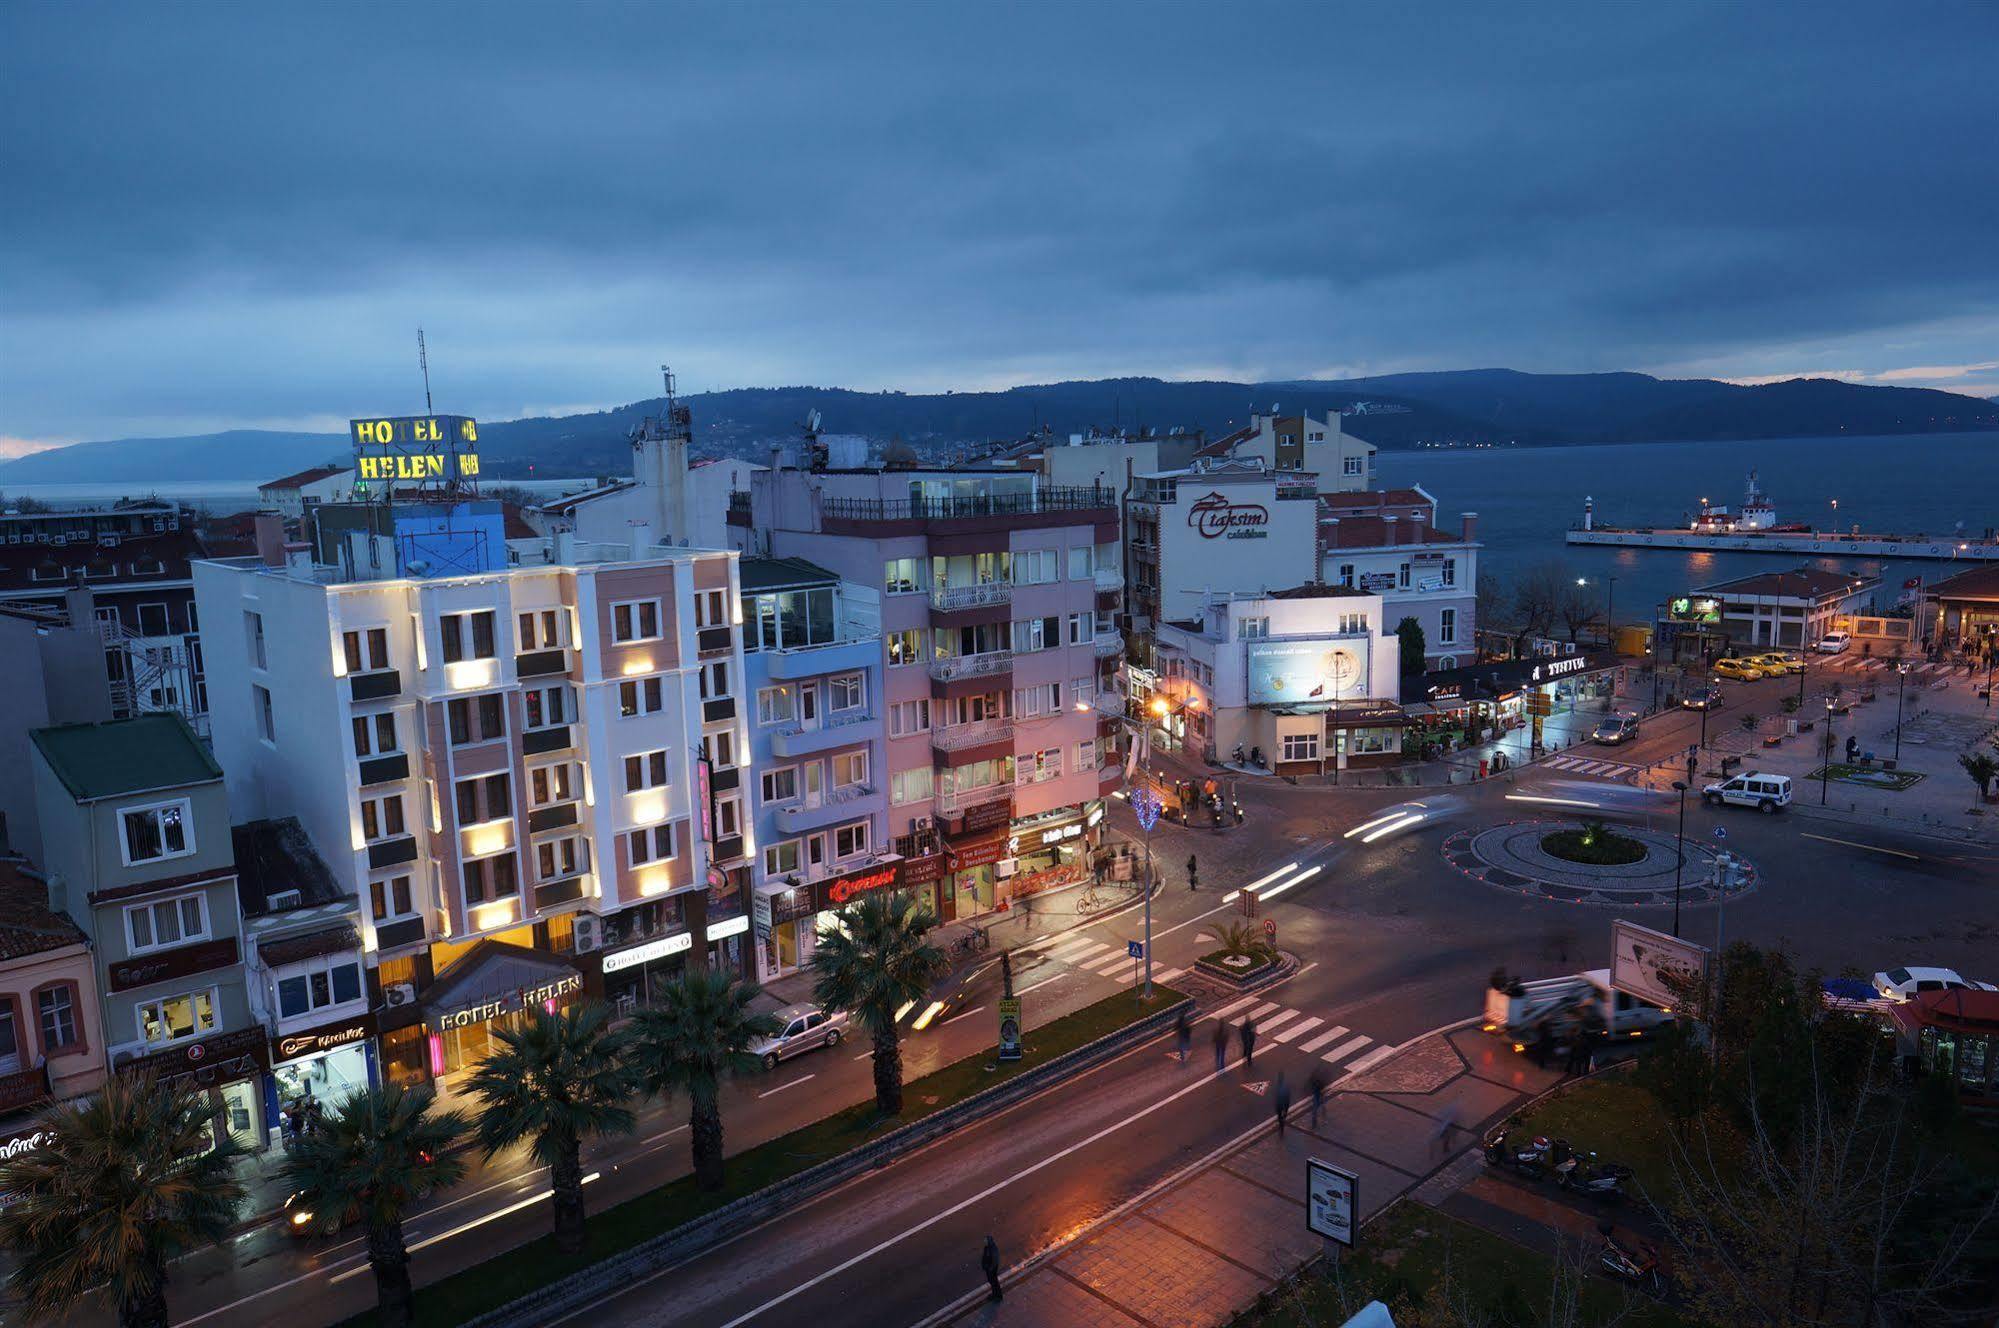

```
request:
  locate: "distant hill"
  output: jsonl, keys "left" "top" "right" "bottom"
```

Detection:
{"left": 6, "top": 370, "right": 1994, "bottom": 485}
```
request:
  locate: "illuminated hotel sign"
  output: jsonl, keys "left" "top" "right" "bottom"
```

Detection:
{"left": 600, "top": 932, "right": 693, "bottom": 975}
{"left": 348, "top": 414, "right": 482, "bottom": 483}
{"left": 432, "top": 972, "right": 582, "bottom": 1029}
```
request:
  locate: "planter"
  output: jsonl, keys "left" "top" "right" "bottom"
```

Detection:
{"left": 1762, "top": 736, "right": 1783, "bottom": 748}
{"left": 1195, "top": 949, "right": 1279, "bottom": 985}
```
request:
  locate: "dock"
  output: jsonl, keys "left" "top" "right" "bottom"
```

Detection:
{"left": 1565, "top": 527, "right": 1999, "bottom": 560}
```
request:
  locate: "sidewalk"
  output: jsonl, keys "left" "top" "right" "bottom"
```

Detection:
{"left": 934, "top": 1024, "right": 1569, "bottom": 1328}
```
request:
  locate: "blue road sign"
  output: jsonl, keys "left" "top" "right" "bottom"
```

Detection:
{"left": 1127, "top": 939, "right": 1145, "bottom": 959}
{"left": 1713, "top": 826, "right": 1728, "bottom": 840}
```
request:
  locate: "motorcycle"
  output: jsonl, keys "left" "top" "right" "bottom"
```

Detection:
{"left": 1232, "top": 743, "right": 1246, "bottom": 766}
{"left": 1249, "top": 745, "right": 1265, "bottom": 768}
{"left": 1483, "top": 1128, "right": 1554, "bottom": 1176}
{"left": 1597, "top": 1225, "right": 1665, "bottom": 1295}
{"left": 1556, "top": 1148, "right": 1633, "bottom": 1200}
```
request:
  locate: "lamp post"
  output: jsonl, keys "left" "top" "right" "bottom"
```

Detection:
{"left": 1669, "top": 746, "right": 1695, "bottom": 938}
{"left": 1579, "top": 576, "right": 1616, "bottom": 648}
{"left": 1130, "top": 783, "right": 1161, "bottom": 1000}
{"left": 1822, "top": 696, "right": 1837, "bottom": 805}
{"left": 1894, "top": 661, "right": 1910, "bottom": 762}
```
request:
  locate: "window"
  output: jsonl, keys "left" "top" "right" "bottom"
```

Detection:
{"left": 624, "top": 750, "right": 669, "bottom": 792}
{"left": 761, "top": 766, "right": 799, "bottom": 803}
{"left": 447, "top": 692, "right": 506, "bottom": 745}
{"left": 1013, "top": 682, "right": 1062, "bottom": 717}
{"left": 461, "top": 853, "right": 519, "bottom": 906}
{"left": 1020, "top": 748, "right": 1062, "bottom": 781}
{"left": 699, "top": 660, "right": 730, "bottom": 699}
{"left": 454, "top": 773, "right": 511, "bottom": 826}
{"left": 611, "top": 600, "right": 661, "bottom": 643}
{"left": 138, "top": 990, "right": 217, "bottom": 1046}
{"left": 120, "top": 799, "right": 193, "bottom": 866}
{"left": 695, "top": 588, "right": 728, "bottom": 628}
{"left": 523, "top": 683, "right": 573, "bottom": 730}
{"left": 763, "top": 839, "right": 801, "bottom": 877}
{"left": 245, "top": 611, "right": 266, "bottom": 669}
{"left": 618, "top": 676, "right": 664, "bottom": 717}
{"left": 717, "top": 796, "right": 741, "bottom": 837}
{"left": 370, "top": 874, "right": 415, "bottom": 922}
{"left": 351, "top": 711, "right": 398, "bottom": 758}
{"left": 440, "top": 610, "right": 497, "bottom": 663}
{"left": 1011, "top": 549, "right": 1059, "bottom": 585}
{"left": 528, "top": 762, "right": 576, "bottom": 807}
{"left": 832, "top": 750, "right": 868, "bottom": 788}
{"left": 36, "top": 987, "right": 77, "bottom": 1052}
{"left": 1068, "top": 545, "right": 1092, "bottom": 580}
{"left": 1440, "top": 608, "right": 1458, "bottom": 645}
{"left": 275, "top": 956, "right": 365, "bottom": 1019}
{"left": 884, "top": 558, "right": 922, "bottom": 595}
{"left": 1343, "top": 456, "right": 1363, "bottom": 476}
{"left": 704, "top": 729, "right": 736, "bottom": 771}
{"left": 136, "top": 602, "right": 171, "bottom": 636}
{"left": 255, "top": 684, "right": 276, "bottom": 742}
{"left": 1338, "top": 612, "right": 1368, "bottom": 635}
{"left": 1013, "top": 615, "right": 1059, "bottom": 652}
{"left": 1282, "top": 732, "right": 1320, "bottom": 762}
{"left": 1398, "top": 562, "right": 1412, "bottom": 590}
{"left": 1066, "top": 612, "right": 1094, "bottom": 645}
{"left": 1076, "top": 738, "right": 1097, "bottom": 770}
{"left": 834, "top": 821, "right": 869, "bottom": 859}
{"left": 890, "top": 766, "right": 934, "bottom": 805}
{"left": 1441, "top": 558, "right": 1457, "bottom": 587}
{"left": 125, "top": 892, "right": 209, "bottom": 953}
{"left": 827, "top": 675, "right": 863, "bottom": 713}
{"left": 536, "top": 836, "right": 583, "bottom": 882}
{"left": 888, "top": 699, "right": 931, "bottom": 736}
{"left": 628, "top": 823, "right": 675, "bottom": 865}
{"left": 757, "top": 685, "right": 797, "bottom": 726}
{"left": 518, "top": 608, "right": 564, "bottom": 651}
{"left": 1238, "top": 616, "right": 1270, "bottom": 641}
{"left": 886, "top": 628, "right": 924, "bottom": 666}
{"left": 343, "top": 626, "right": 390, "bottom": 673}
{"left": 360, "top": 792, "right": 406, "bottom": 843}
{"left": 1336, "top": 564, "right": 1355, "bottom": 588}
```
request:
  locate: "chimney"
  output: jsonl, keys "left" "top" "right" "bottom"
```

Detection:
{"left": 1461, "top": 512, "right": 1479, "bottom": 541}
{"left": 63, "top": 582, "right": 94, "bottom": 627}
{"left": 1409, "top": 510, "right": 1427, "bottom": 538}
{"left": 254, "top": 512, "right": 286, "bottom": 567}
{"left": 1382, "top": 514, "right": 1399, "bottom": 545}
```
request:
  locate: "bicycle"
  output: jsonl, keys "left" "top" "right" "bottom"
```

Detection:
{"left": 950, "top": 927, "right": 990, "bottom": 960}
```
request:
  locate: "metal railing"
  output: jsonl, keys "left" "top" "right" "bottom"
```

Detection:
{"left": 929, "top": 650, "right": 1014, "bottom": 683}
{"left": 930, "top": 581, "right": 1012, "bottom": 612}
{"left": 1092, "top": 567, "right": 1124, "bottom": 593}
{"left": 937, "top": 787, "right": 1011, "bottom": 816}
{"left": 1092, "top": 633, "right": 1125, "bottom": 658}
{"left": 931, "top": 716, "right": 1015, "bottom": 751}
{"left": 821, "top": 485, "right": 1115, "bottom": 523}
{"left": 1089, "top": 691, "right": 1126, "bottom": 719}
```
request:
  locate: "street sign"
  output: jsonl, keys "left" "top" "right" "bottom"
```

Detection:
{"left": 1306, "top": 1158, "right": 1358, "bottom": 1247}
{"left": 1126, "top": 939, "right": 1144, "bottom": 959}
{"left": 1263, "top": 918, "right": 1277, "bottom": 938}
{"left": 997, "top": 997, "right": 1022, "bottom": 1061}
{"left": 1713, "top": 826, "right": 1728, "bottom": 840}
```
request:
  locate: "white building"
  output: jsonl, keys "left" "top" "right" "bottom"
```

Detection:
{"left": 1195, "top": 411, "right": 1375, "bottom": 488}
{"left": 258, "top": 467, "right": 358, "bottom": 522}
{"left": 532, "top": 397, "right": 758, "bottom": 552}
{"left": 1152, "top": 585, "right": 1404, "bottom": 775}
{"left": 1319, "top": 489, "right": 1480, "bottom": 672}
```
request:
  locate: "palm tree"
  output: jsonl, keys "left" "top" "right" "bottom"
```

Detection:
{"left": 466, "top": 1002, "right": 636, "bottom": 1254}
{"left": 284, "top": 1084, "right": 467, "bottom": 1328}
{"left": 810, "top": 890, "right": 948, "bottom": 1117}
{"left": 0, "top": 1073, "right": 244, "bottom": 1328}
{"left": 625, "top": 969, "right": 780, "bottom": 1192}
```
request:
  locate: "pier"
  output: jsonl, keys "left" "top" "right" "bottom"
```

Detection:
{"left": 1565, "top": 526, "right": 1999, "bottom": 560}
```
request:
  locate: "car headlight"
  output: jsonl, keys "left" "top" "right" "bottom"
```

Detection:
{"left": 290, "top": 1209, "right": 314, "bottom": 1227}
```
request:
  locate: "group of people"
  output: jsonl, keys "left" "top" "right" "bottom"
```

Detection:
{"left": 277, "top": 1095, "right": 326, "bottom": 1150}
{"left": 1170, "top": 1009, "right": 1329, "bottom": 1133}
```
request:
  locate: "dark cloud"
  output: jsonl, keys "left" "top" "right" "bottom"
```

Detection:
{"left": 3, "top": 0, "right": 1997, "bottom": 442}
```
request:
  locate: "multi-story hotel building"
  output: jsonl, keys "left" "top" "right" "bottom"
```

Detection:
{"left": 1320, "top": 490, "right": 1481, "bottom": 673}
{"left": 196, "top": 506, "right": 751, "bottom": 1095}
{"left": 733, "top": 460, "right": 1123, "bottom": 922}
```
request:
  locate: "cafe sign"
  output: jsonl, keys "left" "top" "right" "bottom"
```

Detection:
{"left": 272, "top": 1013, "right": 379, "bottom": 1065}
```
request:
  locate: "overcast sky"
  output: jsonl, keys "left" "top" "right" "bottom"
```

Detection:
{"left": 4, "top": 1, "right": 1997, "bottom": 452}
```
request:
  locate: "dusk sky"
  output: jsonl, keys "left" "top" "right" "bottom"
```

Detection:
{"left": 4, "top": 1, "right": 1997, "bottom": 452}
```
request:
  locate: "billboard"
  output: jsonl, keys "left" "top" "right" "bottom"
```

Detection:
{"left": 1609, "top": 920, "right": 1709, "bottom": 1010}
{"left": 1667, "top": 595, "right": 1722, "bottom": 625}
{"left": 1247, "top": 639, "right": 1368, "bottom": 707}
{"left": 348, "top": 414, "right": 482, "bottom": 485}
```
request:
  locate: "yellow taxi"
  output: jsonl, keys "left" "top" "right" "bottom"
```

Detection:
{"left": 1712, "top": 657, "right": 1765, "bottom": 681}
{"left": 1749, "top": 652, "right": 1805, "bottom": 675}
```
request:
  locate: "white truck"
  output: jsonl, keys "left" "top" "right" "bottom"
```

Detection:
{"left": 1482, "top": 968, "right": 1674, "bottom": 1045}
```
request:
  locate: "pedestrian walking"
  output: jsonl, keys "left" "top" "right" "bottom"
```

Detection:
{"left": 1529, "top": 1020, "right": 1553, "bottom": 1070}
{"left": 1175, "top": 1008, "right": 1192, "bottom": 1064}
{"left": 1212, "top": 1019, "right": 1228, "bottom": 1073}
{"left": 1430, "top": 1102, "right": 1461, "bottom": 1161}
{"left": 1187, "top": 854, "right": 1199, "bottom": 892}
{"left": 1273, "top": 1073, "right": 1292, "bottom": 1138}
{"left": 1239, "top": 1017, "right": 1257, "bottom": 1070}
{"left": 1307, "top": 1069, "right": 1327, "bottom": 1131}
{"left": 981, "top": 1234, "right": 1003, "bottom": 1302}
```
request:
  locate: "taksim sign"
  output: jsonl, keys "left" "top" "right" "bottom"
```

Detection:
{"left": 1186, "top": 492, "right": 1270, "bottom": 540}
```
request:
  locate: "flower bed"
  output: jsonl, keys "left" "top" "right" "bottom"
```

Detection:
{"left": 1539, "top": 823, "right": 1646, "bottom": 866}
{"left": 1196, "top": 947, "right": 1279, "bottom": 984}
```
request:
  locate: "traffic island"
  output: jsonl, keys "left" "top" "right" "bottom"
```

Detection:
{"left": 1442, "top": 819, "right": 1758, "bottom": 909}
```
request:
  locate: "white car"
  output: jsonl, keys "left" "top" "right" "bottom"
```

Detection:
{"left": 1815, "top": 631, "right": 1852, "bottom": 655}
{"left": 747, "top": 1005, "right": 848, "bottom": 1069}
{"left": 1871, "top": 966, "right": 1997, "bottom": 1003}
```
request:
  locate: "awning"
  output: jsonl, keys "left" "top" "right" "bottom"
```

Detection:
{"left": 422, "top": 940, "right": 582, "bottom": 1031}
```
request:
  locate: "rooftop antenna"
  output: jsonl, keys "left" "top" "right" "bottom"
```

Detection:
{"left": 418, "top": 328, "right": 434, "bottom": 414}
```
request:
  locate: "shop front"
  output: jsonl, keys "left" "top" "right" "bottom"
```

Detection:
{"left": 419, "top": 941, "right": 583, "bottom": 1098}
{"left": 1005, "top": 800, "right": 1102, "bottom": 898}
{"left": 269, "top": 1012, "right": 378, "bottom": 1123}
{"left": 1893, "top": 989, "right": 1999, "bottom": 1104}
{"left": 754, "top": 858, "right": 909, "bottom": 981}
{"left": 121, "top": 1025, "right": 271, "bottom": 1154}
{"left": 1406, "top": 652, "right": 1622, "bottom": 750}
{"left": 939, "top": 794, "right": 1013, "bottom": 922}
{"left": 600, "top": 929, "right": 693, "bottom": 1014}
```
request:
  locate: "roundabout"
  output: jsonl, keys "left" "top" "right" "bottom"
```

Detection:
{"left": 1441, "top": 818, "right": 1758, "bottom": 908}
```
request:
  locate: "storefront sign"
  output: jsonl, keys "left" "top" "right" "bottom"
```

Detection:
{"left": 0, "top": 1065, "right": 50, "bottom": 1115}
{"left": 1531, "top": 655, "right": 1590, "bottom": 681}
{"left": 707, "top": 914, "right": 750, "bottom": 941}
{"left": 600, "top": 935, "right": 690, "bottom": 975}
{"left": 1360, "top": 572, "right": 1398, "bottom": 591}
{"left": 957, "top": 796, "right": 1013, "bottom": 834}
{"left": 0, "top": 1128, "right": 51, "bottom": 1161}
{"left": 272, "top": 1013, "right": 379, "bottom": 1065}
{"left": 769, "top": 885, "right": 817, "bottom": 925}
{"left": 108, "top": 936, "right": 240, "bottom": 993}
{"left": 752, "top": 890, "right": 774, "bottom": 942}
{"left": 1040, "top": 823, "right": 1082, "bottom": 846}
{"left": 433, "top": 972, "right": 583, "bottom": 1028}
{"left": 820, "top": 864, "right": 899, "bottom": 908}
{"left": 897, "top": 854, "right": 946, "bottom": 887}
{"left": 946, "top": 836, "right": 1009, "bottom": 872}
{"left": 120, "top": 1025, "right": 270, "bottom": 1084}
{"left": 1668, "top": 595, "right": 1723, "bottom": 624}
{"left": 1186, "top": 492, "right": 1270, "bottom": 540}
{"left": 1085, "top": 803, "right": 1105, "bottom": 829}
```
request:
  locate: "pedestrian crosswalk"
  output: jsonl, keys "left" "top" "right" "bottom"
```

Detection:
{"left": 1200, "top": 994, "right": 1382, "bottom": 1070}
{"left": 1035, "top": 935, "right": 1185, "bottom": 986}
{"left": 1538, "top": 754, "right": 1641, "bottom": 781}
{"left": 1824, "top": 656, "right": 1958, "bottom": 680}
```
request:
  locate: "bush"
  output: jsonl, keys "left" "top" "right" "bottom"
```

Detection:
{"left": 1541, "top": 819, "right": 1646, "bottom": 865}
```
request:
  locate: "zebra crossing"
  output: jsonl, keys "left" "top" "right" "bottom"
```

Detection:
{"left": 1537, "top": 753, "right": 1642, "bottom": 781}
{"left": 1823, "top": 656, "right": 1956, "bottom": 680}
{"left": 1036, "top": 935, "right": 1186, "bottom": 988}
{"left": 1200, "top": 993, "right": 1395, "bottom": 1074}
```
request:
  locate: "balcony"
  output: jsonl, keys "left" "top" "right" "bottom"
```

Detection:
{"left": 527, "top": 801, "right": 581, "bottom": 834}
{"left": 777, "top": 782, "right": 885, "bottom": 832}
{"left": 702, "top": 696, "right": 737, "bottom": 725}
{"left": 763, "top": 636, "right": 879, "bottom": 681}
{"left": 770, "top": 709, "right": 876, "bottom": 758}
{"left": 534, "top": 875, "right": 587, "bottom": 910}
{"left": 929, "top": 650, "right": 1013, "bottom": 684}
{"left": 930, "top": 581, "right": 1012, "bottom": 613}
{"left": 711, "top": 765, "right": 741, "bottom": 794}
{"left": 366, "top": 835, "right": 419, "bottom": 870}
{"left": 820, "top": 485, "right": 1115, "bottom": 526}
{"left": 357, "top": 752, "right": 410, "bottom": 786}
{"left": 1093, "top": 633, "right": 1126, "bottom": 659}
{"left": 697, "top": 626, "right": 734, "bottom": 658}
{"left": 348, "top": 669, "right": 401, "bottom": 702}
{"left": 1088, "top": 691, "right": 1126, "bottom": 720}
{"left": 931, "top": 716, "right": 1014, "bottom": 752}
{"left": 712, "top": 834, "right": 748, "bottom": 864}
{"left": 374, "top": 916, "right": 426, "bottom": 951}
{"left": 522, "top": 724, "right": 573, "bottom": 756}
{"left": 516, "top": 648, "right": 569, "bottom": 679}
{"left": 1093, "top": 567, "right": 1124, "bottom": 593}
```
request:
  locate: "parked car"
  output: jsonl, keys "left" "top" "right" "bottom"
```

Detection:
{"left": 1815, "top": 631, "right": 1852, "bottom": 654}
{"left": 1871, "top": 966, "right": 1998, "bottom": 1003}
{"left": 748, "top": 1005, "right": 848, "bottom": 1069}
{"left": 1749, "top": 652, "right": 1806, "bottom": 675}
{"left": 1702, "top": 771, "right": 1792, "bottom": 812}
{"left": 1592, "top": 713, "right": 1642, "bottom": 745}
{"left": 1713, "top": 657, "right": 1765, "bottom": 681}
{"left": 1680, "top": 685, "right": 1725, "bottom": 711}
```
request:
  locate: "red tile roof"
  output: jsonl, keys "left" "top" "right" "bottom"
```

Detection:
{"left": 1319, "top": 515, "right": 1465, "bottom": 549}
{"left": 1319, "top": 488, "right": 1431, "bottom": 515}
{"left": 0, "top": 859, "right": 87, "bottom": 962}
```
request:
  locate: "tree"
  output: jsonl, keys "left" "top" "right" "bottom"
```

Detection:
{"left": 1959, "top": 750, "right": 1997, "bottom": 801}
{"left": 1555, "top": 579, "right": 1599, "bottom": 644}
{"left": 1395, "top": 616, "right": 1426, "bottom": 677}
{"left": 285, "top": 1085, "right": 468, "bottom": 1328}
{"left": 467, "top": 1003, "right": 637, "bottom": 1253}
{"left": 626, "top": 970, "right": 780, "bottom": 1192}
{"left": 1217, "top": 920, "right": 1277, "bottom": 965}
{"left": 0, "top": 1074, "right": 245, "bottom": 1328}
{"left": 811, "top": 890, "right": 949, "bottom": 1116}
{"left": 1475, "top": 570, "right": 1510, "bottom": 658}
{"left": 1510, "top": 563, "right": 1567, "bottom": 654}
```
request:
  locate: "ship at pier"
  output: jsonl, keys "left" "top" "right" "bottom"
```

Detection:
{"left": 1566, "top": 472, "right": 1999, "bottom": 561}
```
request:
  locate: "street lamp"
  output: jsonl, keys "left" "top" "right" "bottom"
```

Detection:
{"left": 1578, "top": 576, "right": 1616, "bottom": 648}
{"left": 1130, "top": 783, "right": 1161, "bottom": 1000}
{"left": 1669, "top": 746, "right": 1695, "bottom": 937}
{"left": 1894, "top": 661, "right": 1910, "bottom": 762}
{"left": 1822, "top": 696, "right": 1837, "bottom": 805}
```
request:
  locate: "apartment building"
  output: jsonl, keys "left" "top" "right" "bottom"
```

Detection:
{"left": 1194, "top": 411, "right": 1376, "bottom": 488}
{"left": 737, "top": 558, "right": 890, "bottom": 980}
{"left": 1320, "top": 492, "right": 1481, "bottom": 672}
{"left": 195, "top": 508, "right": 750, "bottom": 1095}
{"left": 734, "top": 464, "right": 1122, "bottom": 922}
{"left": 28, "top": 714, "right": 264, "bottom": 1151}
{"left": 0, "top": 854, "right": 108, "bottom": 1161}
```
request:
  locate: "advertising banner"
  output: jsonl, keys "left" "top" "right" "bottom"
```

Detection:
{"left": 1247, "top": 640, "right": 1368, "bottom": 707}
{"left": 997, "top": 997, "right": 1022, "bottom": 1061}
{"left": 1609, "top": 920, "right": 1709, "bottom": 1009}
{"left": 1306, "top": 1158, "right": 1357, "bottom": 1246}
